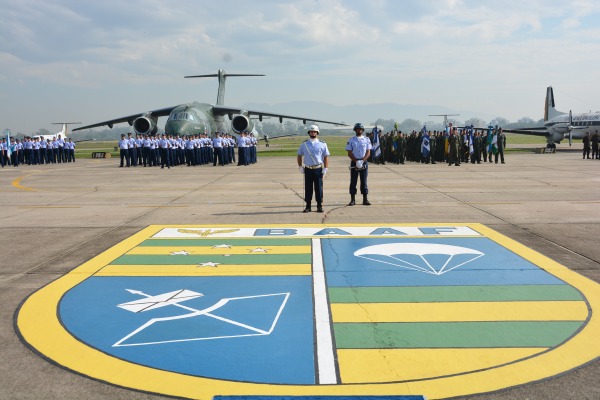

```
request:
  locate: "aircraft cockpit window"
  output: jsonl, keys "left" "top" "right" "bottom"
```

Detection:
{"left": 169, "top": 112, "right": 196, "bottom": 122}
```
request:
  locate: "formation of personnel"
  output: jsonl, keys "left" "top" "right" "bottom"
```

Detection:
{"left": 297, "top": 122, "right": 372, "bottom": 213}
{"left": 116, "top": 131, "right": 258, "bottom": 168}
{"left": 369, "top": 126, "right": 507, "bottom": 166}
{"left": 583, "top": 131, "right": 600, "bottom": 160}
{"left": 1, "top": 135, "right": 75, "bottom": 168}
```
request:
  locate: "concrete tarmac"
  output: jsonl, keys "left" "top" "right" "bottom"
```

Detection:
{"left": 1, "top": 150, "right": 600, "bottom": 400}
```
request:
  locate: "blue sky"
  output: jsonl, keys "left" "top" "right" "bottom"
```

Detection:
{"left": 1, "top": 0, "right": 599, "bottom": 133}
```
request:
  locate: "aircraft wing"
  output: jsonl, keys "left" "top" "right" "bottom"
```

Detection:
{"left": 503, "top": 128, "right": 549, "bottom": 136}
{"left": 260, "top": 133, "right": 302, "bottom": 140}
{"left": 72, "top": 106, "right": 178, "bottom": 131}
{"left": 213, "top": 106, "right": 344, "bottom": 126}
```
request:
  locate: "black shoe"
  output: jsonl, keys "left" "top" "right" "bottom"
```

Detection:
{"left": 317, "top": 206, "right": 324, "bottom": 213}
{"left": 348, "top": 199, "right": 355, "bottom": 206}
{"left": 363, "top": 196, "right": 371, "bottom": 206}
{"left": 303, "top": 207, "right": 312, "bottom": 213}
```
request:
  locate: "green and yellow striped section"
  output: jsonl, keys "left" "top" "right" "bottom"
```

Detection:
{"left": 330, "top": 285, "right": 588, "bottom": 383}
{"left": 95, "top": 238, "right": 312, "bottom": 276}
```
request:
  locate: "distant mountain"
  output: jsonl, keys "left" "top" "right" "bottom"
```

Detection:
{"left": 241, "top": 101, "right": 494, "bottom": 125}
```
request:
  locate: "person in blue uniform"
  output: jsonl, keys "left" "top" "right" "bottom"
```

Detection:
{"left": 297, "top": 125, "right": 329, "bottom": 213}
{"left": 346, "top": 122, "right": 372, "bottom": 206}
{"left": 118, "top": 134, "right": 129, "bottom": 167}
{"left": 212, "top": 133, "right": 224, "bottom": 166}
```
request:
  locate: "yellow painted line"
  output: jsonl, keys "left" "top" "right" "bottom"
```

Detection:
{"left": 127, "top": 205, "right": 189, "bottom": 208}
{"left": 337, "top": 348, "right": 546, "bottom": 383}
{"left": 19, "top": 205, "right": 81, "bottom": 209}
{"left": 95, "top": 263, "right": 311, "bottom": 276}
{"left": 468, "top": 202, "right": 522, "bottom": 205}
{"left": 331, "top": 301, "right": 588, "bottom": 322}
{"left": 126, "top": 245, "right": 311, "bottom": 255}
{"left": 11, "top": 171, "right": 45, "bottom": 191}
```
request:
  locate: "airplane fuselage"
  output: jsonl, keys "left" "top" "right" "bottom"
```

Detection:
{"left": 164, "top": 102, "right": 221, "bottom": 137}
{"left": 545, "top": 112, "right": 600, "bottom": 143}
{"left": 73, "top": 70, "right": 342, "bottom": 138}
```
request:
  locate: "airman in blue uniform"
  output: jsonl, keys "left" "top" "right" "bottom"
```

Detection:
{"left": 118, "top": 134, "right": 129, "bottom": 167}
{"left": 297, "top": 125, "right": 329, "bottom": 213}
{"left": 212, "top": 133, "right": 224, "bottom": 166}
{"left": 346, "top": 123, "right": 372, "bottom": 206}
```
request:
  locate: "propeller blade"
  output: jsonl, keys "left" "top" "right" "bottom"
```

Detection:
{"left": 569, "top": 131, "right": 572, "bottom": 147}
{"left": 569, "top": 110, "right": 573, "bottom": 126}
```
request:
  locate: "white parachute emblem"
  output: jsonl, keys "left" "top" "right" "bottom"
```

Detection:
{"left": 354, "top": 243, "right": 484, "bottom": 275}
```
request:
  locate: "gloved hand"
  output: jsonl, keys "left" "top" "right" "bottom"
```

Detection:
{"left": 323, "top": 168, "right": 328, "bottom": 176}
{"left": 299, "top": 166, "right": 305, "bottom": 174}
{"left": 356, "top": 160, "right": 364, "bottom": 169}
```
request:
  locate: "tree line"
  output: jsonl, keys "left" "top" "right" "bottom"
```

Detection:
{"left": 16, "top": 116, "right": 544, "bottom": 141}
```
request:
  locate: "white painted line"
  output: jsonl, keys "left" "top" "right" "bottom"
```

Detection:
{"left": 312, "top": 238, "right": 338, "bottom": 384}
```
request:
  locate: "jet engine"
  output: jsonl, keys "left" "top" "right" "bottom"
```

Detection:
{"left": 231, "top": 114, "right": 254, "bottom": 133}
{"left": 133, "top": 116, "right": 158, "bottom": 135}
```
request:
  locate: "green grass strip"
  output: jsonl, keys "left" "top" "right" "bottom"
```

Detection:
{"left": 334, "top": 321, "right": 584, "bottom": 349}
{"left": 139, "top": 238, "right": 311, "bottom": 247}
{"left": 328, "top": 285, "right": 583, "bottom": 303}
{"left": 111, "top": 253, "right": 311, "bottom": 265}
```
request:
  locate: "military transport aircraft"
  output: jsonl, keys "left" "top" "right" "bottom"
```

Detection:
{"left": 34, "top": 122, "right": 81, "bottom": 141}
{"left": 73, "top": 70, "right": 343, "bottom": 137}
{"left": 504, "top": 87, "right": 600, "bottom": 147}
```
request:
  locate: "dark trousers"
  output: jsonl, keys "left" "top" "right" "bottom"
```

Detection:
{"left": 186, "top": 149, "right": 195, "bottom": 166}
{"left": 129, "top": 147, "right": 137, "bottom": 166}
{"left": 583, "top": 148, "right": 591, "bottom": 159}
{"left": 495, "top": 148, "right": 505, "bottom": 163}
{"left": 120, "top": 149, "right": 129, "bottom": 166}
{"left": 238, "top": 147, "right": 247, "bottom": 165}
{"left": 213, "top": 147, "right": 223, "bottom": 166}
{"left": 160, "top": 148, "right": 170, "bottom": 168}
{"left": 304, "top": 167, "right": 324, "bottom": 206}
{"left": 349, "top": 162, "right": 368, "bottom": 195}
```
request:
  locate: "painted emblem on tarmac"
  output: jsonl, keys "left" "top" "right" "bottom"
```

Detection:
{"left": 16, "top": 224, "right": 600, "bottom": 399}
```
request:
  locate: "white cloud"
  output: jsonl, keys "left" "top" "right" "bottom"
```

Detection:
{"left": 1, "top": 0, "right": 599, "bottom": 132}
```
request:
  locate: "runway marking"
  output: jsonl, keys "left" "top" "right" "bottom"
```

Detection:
{"left": 11, "top": 171, "right": 44, "bottom": 191}
{"left": 127, "top": 205, "right": 189, "bottom": 208}
{"left": 19, "top": 205, "right": 81, "bottom": 209}
{"left": 312, "top": 238, "right": 338, "bottom": 384}
{"left": 15, "top": 224, "right": 600, "bottom": 399}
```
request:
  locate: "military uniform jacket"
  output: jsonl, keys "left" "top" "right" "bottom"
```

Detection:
{"left": 346, "top": 136, "right": 372, "bottom": 159}
{"left": 297, "top": 139, "right": 330, "bottom": 166}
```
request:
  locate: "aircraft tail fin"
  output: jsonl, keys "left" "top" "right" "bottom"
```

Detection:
{"left": 184, "top": 69, "right": 265, "bottom": 106}
{"left": 544, "top": 86, "right": 564, "bottom": 121}
{"left": 51, "top": 122, "right": 82, "bottom": 137}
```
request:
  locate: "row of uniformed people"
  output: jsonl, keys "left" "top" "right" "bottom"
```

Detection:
{"left": 117, "top": 132, "right": 258, "bottom": 168}
{"left": 0, "top": 136, "right": 76, "bottom": 167}
{"left": 370, "top": 128, "right": 506, "bottom": 166}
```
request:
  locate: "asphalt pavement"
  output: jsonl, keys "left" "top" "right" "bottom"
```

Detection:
{"left": 1, "top": 147, "right": 599, "bottom": 400}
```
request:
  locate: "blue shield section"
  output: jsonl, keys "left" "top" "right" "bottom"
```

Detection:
{"left": 59, "top": 276, "right": 316, "bottom": 384}
{"left": 321, "top": 237, "right": 566, "bottom": 287}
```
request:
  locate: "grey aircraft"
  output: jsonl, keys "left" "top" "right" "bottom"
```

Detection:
{"left": 73, "top": 70, "right": 343, "bottom": 137}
